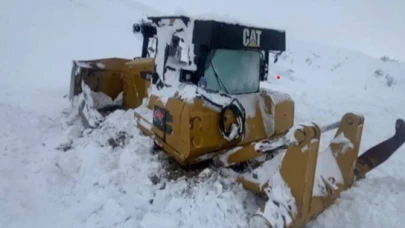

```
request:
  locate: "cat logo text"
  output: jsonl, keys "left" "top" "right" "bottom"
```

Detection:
{"left": 243, "top": 28, "right": 262, "bottom": 47}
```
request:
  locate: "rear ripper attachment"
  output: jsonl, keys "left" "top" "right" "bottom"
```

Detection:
{"left": 236, "top": 113, "right": 405, "bottom": 228}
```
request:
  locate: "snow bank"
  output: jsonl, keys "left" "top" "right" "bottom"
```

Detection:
{"left": 53, "top": 110, "right": 256, "bottom": 228}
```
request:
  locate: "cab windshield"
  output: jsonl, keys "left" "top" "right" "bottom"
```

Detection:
{"left": 204, "top": 49, "right": 261, "bottom": 94}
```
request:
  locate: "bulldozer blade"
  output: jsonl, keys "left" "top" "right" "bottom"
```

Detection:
{"left": 355, "top": 118, "right": 405, "bottom": 179}
{"left": 69, "top": 58, "right": 130, "bottom": 109}
{"left": 69, "top": 58, "right": 131, "bottom": 128}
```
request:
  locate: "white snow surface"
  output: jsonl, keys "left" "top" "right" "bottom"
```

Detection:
{"left": 1, "top": 0, "right": 405, "bottom": 228}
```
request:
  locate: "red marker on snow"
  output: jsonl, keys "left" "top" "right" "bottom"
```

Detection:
{"left": 277, "top": 76, "right": 280, "bottom": 80}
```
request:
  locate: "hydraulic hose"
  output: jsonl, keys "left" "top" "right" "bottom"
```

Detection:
{"left": 199, "top": 92, "right": 246, "bottom": 141}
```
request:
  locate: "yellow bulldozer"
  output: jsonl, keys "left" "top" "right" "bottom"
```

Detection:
{"left": 69, "top": 16, "right": 405, "bottom": 227}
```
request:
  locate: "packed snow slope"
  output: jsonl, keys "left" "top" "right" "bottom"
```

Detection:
{"left": 1, "top": 0, "right": 405, "bottom": 228}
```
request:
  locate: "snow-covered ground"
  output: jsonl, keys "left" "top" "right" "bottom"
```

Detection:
{"left": 1, "top": 0, "right": 405, "bottom": 228}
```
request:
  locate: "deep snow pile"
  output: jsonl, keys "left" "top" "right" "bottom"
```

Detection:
{"left": 1, "top": 0, "right": 405, "bottom": 228}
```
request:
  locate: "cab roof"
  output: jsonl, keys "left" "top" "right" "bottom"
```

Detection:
{"left": 147, "top": 15, "right": 286, "bottom": 52}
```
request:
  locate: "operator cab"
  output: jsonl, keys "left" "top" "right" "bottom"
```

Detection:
{"left": 133, "top": 16, "right": 286, "bottom": 96}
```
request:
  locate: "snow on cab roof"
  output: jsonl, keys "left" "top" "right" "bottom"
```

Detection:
{"left": 146, "top": 13, "right": 285, "bottom": 33}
